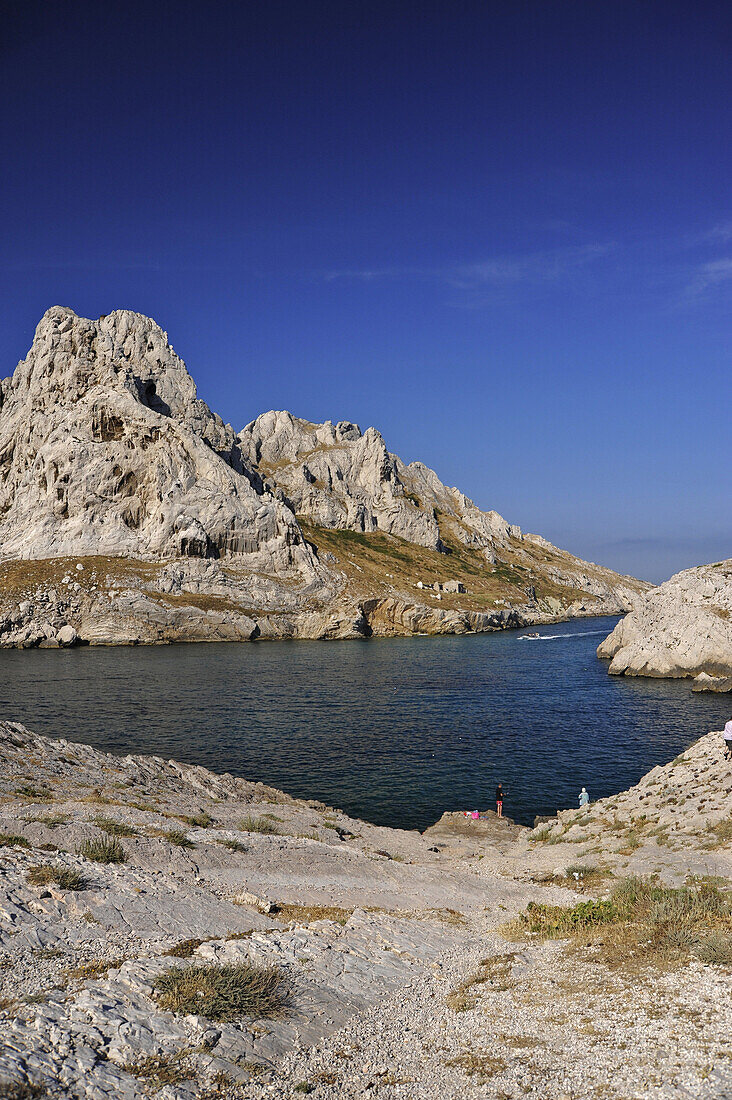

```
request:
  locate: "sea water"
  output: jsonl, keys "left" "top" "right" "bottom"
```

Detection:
{"left": 1, "top": 616, "right": 728, "bottom": 830}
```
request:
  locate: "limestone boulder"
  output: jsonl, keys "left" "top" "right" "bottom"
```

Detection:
{"left": 598, "top": 560, "right": 732, "bottom": 680}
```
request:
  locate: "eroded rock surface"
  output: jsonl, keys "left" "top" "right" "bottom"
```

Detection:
{"left": 0, "top": 721, "right": 729, "bottom": 1099}
{"left": 598, "top": 559, "right": 732, "bottom": 683}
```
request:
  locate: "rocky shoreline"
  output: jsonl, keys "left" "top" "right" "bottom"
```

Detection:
{"left": 0, "top": 720, "right": 729, "bottom": 1099}
{"left": 0, "top": 555, "right": 624, "bottom": 651}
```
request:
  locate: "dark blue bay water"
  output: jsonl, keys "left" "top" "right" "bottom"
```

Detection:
{"left": 0, "top": 616, "right": 729, "bottom": 831}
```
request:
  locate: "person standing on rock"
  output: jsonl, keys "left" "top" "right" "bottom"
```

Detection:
{"left": 495, "top": 783, "right": 504, "bottom": 817}
{"left": 579, "top": 787, "right": 590, "bottom": 807}
{"left": 724, "top": 720, "right": 732, "bottom": 760}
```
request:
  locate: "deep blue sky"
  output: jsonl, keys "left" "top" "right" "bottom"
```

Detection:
{"left": 1, "top": 1, "right": 729, "bottom": 582}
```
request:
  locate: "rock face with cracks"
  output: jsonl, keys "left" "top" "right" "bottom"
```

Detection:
{"left": 0, "top": 307, "right": 648, "bottom": 648}
{"left": 598, "top": 558, "right": 732, "bottom": 688}
{"left": 0, "top": 720, "right": 729, "bottom": 1100}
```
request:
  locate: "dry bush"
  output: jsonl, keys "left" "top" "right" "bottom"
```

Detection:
{"left": 505, "top": 876, "right": 732, "bottom": 972}
{"left": 78, "top": 837, "right": 126, "bottom": 864}
{"left": 26, "top": 866, "right": 86, "bottom": 891}
{"left": 239, "top": 815, "right": 281, "bottom": 835}
{"left": 152, "top": 961, "right": 286, "bottom": 1022}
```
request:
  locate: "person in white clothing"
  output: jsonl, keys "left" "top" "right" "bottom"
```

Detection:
{"left": 724, "top": 720, "right": 732, "bottom": 761}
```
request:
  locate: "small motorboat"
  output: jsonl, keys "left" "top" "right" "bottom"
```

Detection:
{"left": 520, "top": 632, "right": 540, "bottom": 639}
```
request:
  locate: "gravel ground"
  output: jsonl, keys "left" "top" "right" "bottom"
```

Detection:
{"left": 0, "top": 721, "right": 729, "bottom": 1100}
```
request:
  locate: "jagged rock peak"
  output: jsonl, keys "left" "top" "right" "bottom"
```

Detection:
{"left": 0, "top": 308, "right": 315, "bottom": 573}
{"left": 239, "top": 410, "right": 518, "bottom": 554}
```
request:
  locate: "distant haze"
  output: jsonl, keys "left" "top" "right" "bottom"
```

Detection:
{"left": 1, "top": 2, "right": 729, "bottom": 585}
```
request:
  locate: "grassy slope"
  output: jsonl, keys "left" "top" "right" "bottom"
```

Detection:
{"left": 298, "top": 520, "right": 614, "bottom": 614}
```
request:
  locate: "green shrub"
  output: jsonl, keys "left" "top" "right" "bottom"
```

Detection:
{"left": 162, "top": 829, "right": 196, "bottom": 848}
{"left": 26, "top": 865, "right": 87, "bottom": 891}
{"left": 510, "top": 876, "right": 732, "bottom": 970}
{"left": 90, "top": 816, "right": 138, "bottom": 838}
{"left": 153, "top": 961, "right": 286, "bottom": 1021}
{"left": 520, "top": 898, "right": 617, "bottom": 936}
{"left": 0, "top": 834, "right": 31, "bottom": 849}
{"left": 239, "top": 816, "right": 281, "bottom": 835}
{"left": 78, "top": 837, "right": 126, "bottom": 864}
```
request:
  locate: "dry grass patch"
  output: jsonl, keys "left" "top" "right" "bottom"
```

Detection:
{"left": 446, "top": 953, "right": 517, "bottom": 1011}
{"left": 90, "top": 815, "right": 138, "bottom": 837}
{"left": 275, "top": 903, "right": 353, "bottom": 925}
{"left": 0, "top": 1083, "right": 47, "bottom": 1099}
{"left": 239, "top": 815, "right": 282, "bottom": 835}
{"left": 78, "top": 836, "right": 126, "bottom": 864}
{"left": 216, "top": 838, "right": 248, "bottom": 853}
{"left": 163, "top": 938, "right": 205, "bottom": 959}
{"left": 411, "top": 907, "right": 466, "bottom": 926}
{"left": 24, "top": 814, "right": 70, "bottom": 829}
{"left": 563, "top": 864, "right": 615, "bottom": 892}
{"left": 175, "top": 811, "right": 215, "bottom": 829}
{"left": 155, "top": 828, "right": 196, "bottom": 848}
{"left": 505, "top": 877, "right": 732, "bottom": 972}
{"left": 153, "top": 961, "right": 286, "bottom": 1022}
{"left": 444, "top": 1051, "right": 506, "bottom": 1081}
{"left": 122, "top": 1053, "right": 191, "bottom": 1086}
{"left": 13, "top": 784, "right": 53, "bottom": 803}
{"left": 26, "top": 865, "right": 87, "bottom": 891}
{"left": 702, "top": 817, "right": 732, "bottom": 849}
{"left": 0, "top": 834, "right": 31, "bottom": 849}
{"left": 67, "top": 957, "right": 126, "bottom": 981}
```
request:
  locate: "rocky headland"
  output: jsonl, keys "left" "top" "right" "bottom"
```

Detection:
{"left": 598, "top": 559, "right": 732, "bottom": 691}
{"left": 0, "top": 720, "right": 729, "bottom": 1099}
{"left": 0, "top": 307, "right": 648, "bottom": 649}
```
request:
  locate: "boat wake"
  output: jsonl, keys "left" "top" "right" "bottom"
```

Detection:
{"left": 519, "top": 629, "right": 608, "bottom": 641}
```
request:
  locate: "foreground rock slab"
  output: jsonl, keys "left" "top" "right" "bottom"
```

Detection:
{"left": 0, "top": 720, "right": 729, "bottom": 1099}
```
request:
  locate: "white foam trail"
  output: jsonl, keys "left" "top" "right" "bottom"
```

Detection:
{"left": 519, "top": 629, "right": 608, "bottom": 641}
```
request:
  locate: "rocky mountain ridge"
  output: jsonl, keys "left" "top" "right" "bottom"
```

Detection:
{"left": 598, "top": 559, "right": 732, "bottom": 690}
{"left": 0, "top": 307, "right": 648, "bottom": 647}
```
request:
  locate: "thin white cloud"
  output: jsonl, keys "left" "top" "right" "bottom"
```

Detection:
{"left": 704, "top": 220, "right": 732, "bottom": 242}
{"left": 323, "top": 243, "right": 614, "bottom": 289}
{"left": 684, "top": 256, "right": 732, "bottom": 298}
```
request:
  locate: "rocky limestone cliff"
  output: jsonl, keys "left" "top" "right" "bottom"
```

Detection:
{"left": 598, "top": 559, "right": 732, "bottom": 689}
{"left": 239, "top": 409, "right": 518, "bottom": 555}
{"left": 0, "top": 308, "right": 649, "bottom": 647}
{"left": 0, "top": 307, "right": 314, "bottom": 572}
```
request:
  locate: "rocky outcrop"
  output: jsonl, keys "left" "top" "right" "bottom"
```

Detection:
{"left": 0, "top": 307, "right": 317, "bottom": 574}
{"left": 0, "top": 307, "right": 648, "bottom": 647}
{"left": 598, "top": 560, "right": 732, "bottom": 682}
{"left": 240, "top": 410, "right": 524, "bottom": 556}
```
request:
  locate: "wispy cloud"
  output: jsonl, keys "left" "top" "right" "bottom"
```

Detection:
{"left": 682, "top": 256, "right": 732, "bottom": 299}
{"left": 704, "top": 220, "right": 732, "bottom": 243}
{"left": 449, "top": 244, "right": 614, "bottom": 289}
{"left": 323, "top": 243, "right": 614, "bottom": 291}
